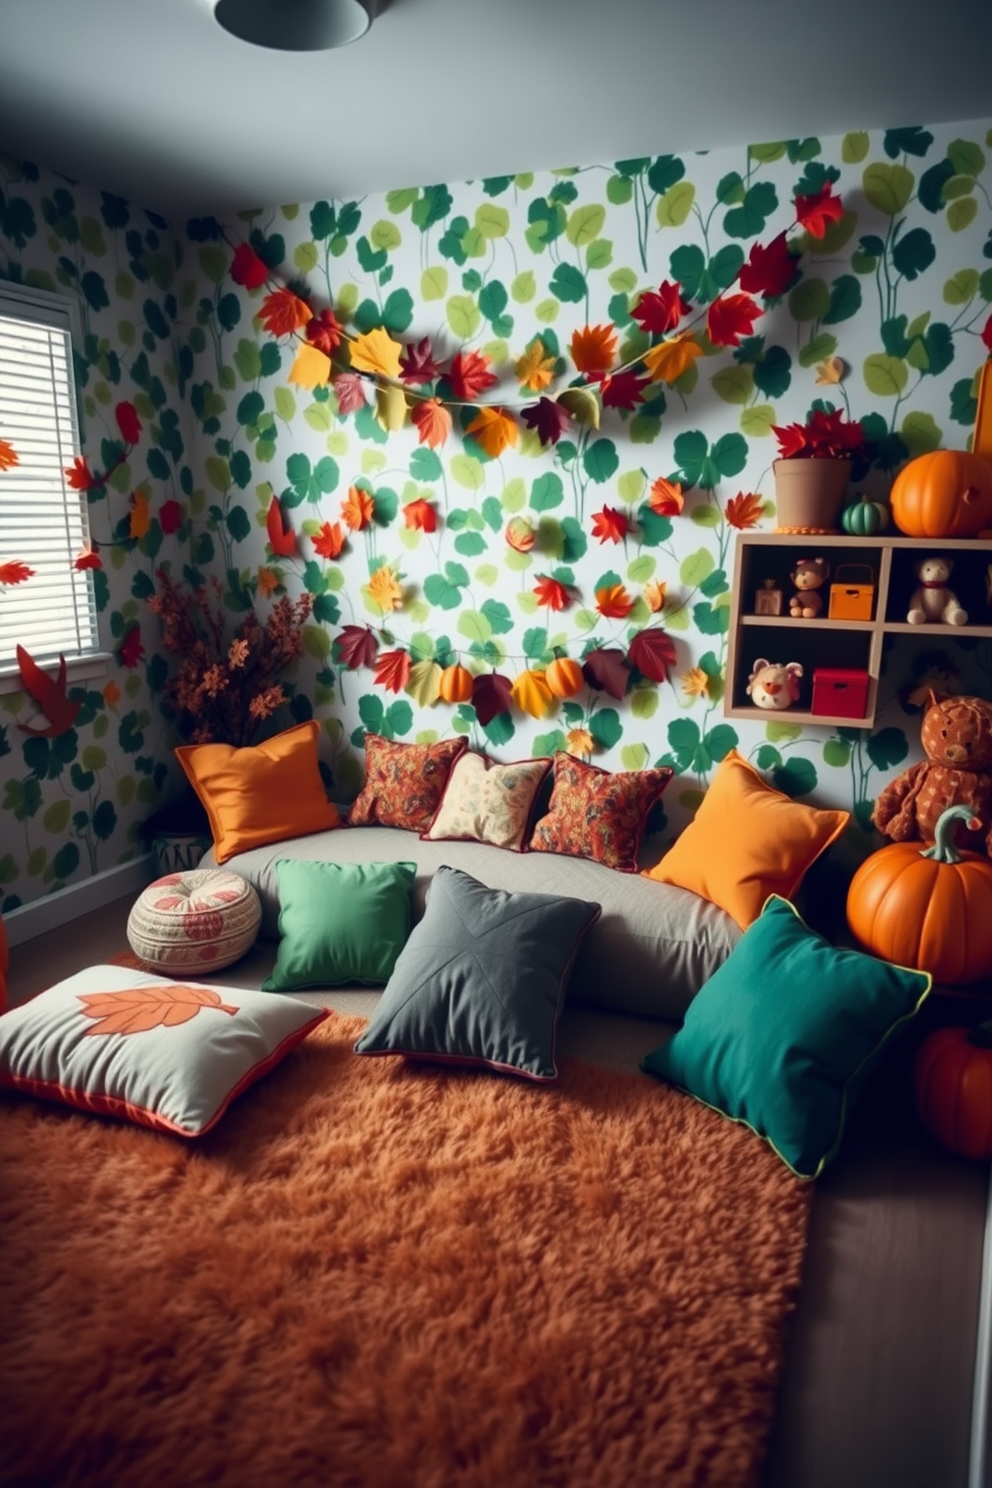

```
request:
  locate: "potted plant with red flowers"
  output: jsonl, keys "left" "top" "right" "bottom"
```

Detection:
{"left": 771, "top": 407, "right": 866, "bottom": 533}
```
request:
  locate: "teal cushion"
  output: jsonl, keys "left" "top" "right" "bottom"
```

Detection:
{"left": 262, "top": 859, "right": 416, "bottom": 991}
{"left": 641, "top": 895, "right": 931, "bottom": 1179}
{"left": 354, "top": 866, "right": 601, "bottom": 1080}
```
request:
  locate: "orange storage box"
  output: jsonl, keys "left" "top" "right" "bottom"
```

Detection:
{"left": 828, "top": 564, "right": 875, "bottom": 621}
{"left": 811, "top": 668, "right": 870, "bottom": 720}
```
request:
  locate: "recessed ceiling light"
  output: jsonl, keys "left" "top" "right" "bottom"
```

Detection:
{"left": 210, "top": 0, "right": 375, "bottom": 51}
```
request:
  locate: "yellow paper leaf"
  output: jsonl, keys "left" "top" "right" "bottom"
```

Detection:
{"left": 556, "top": 387, "right": 600, "bottom": 430}
{"left": 514, "top": 339, "right": 556, "bottom": 392}
{"left": 642, "top": 333, "right": 703, "bottom": 385}
{"left": 467, "top": 406, "right": 519, "bottom": 458}
{"left": 366, "top": 565, "right": 404, "bottom": 612}
{"left": 510, "top": 669, "right": 556, "bottom": 718}
{"left": 288, "top": 342, "right": 332, "bottom": 390}
{"left": 349, "top": 327, "right": 403, "bottom": 379}
{"left": 406, "top": 659, "right": 443, "bottom": 707}
{"left": 375, "top": 383, "right": 408, "bottom": 432}
{"left": 815, "top": 356, "right": 847, "bottom": 385}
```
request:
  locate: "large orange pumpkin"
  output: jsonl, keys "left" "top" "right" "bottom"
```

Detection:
{"left": 889, "top": 449, "right": 992, "bottom": 537}
{"left": 438, "top": 664, "right": 473, "bottom": 704}
{"left": 546, "top": 656, "right": 583, "bottom": 699}
{"left": 846, "top": 805, "right": 992, "bottom": 985}
{"left": 914, "top": 1024, "right": 992, "bottom": 1159}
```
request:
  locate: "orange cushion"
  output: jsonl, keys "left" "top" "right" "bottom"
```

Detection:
{"left": 643, "top": 749, "right": 849, "bottom": 929}
{"left": 175, "top": 721, "right": 340, "bottom": 865}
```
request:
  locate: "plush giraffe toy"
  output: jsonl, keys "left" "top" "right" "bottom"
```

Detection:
{"left": 872, "top": 691, "right": 992, "bottom": 854}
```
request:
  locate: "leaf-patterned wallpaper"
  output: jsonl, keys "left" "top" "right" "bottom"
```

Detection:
{"left": 1, "top": 117, "right": 990, "bottom": 914}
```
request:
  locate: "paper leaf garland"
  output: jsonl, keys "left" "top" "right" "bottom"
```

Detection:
{"left": 448, "top": 350, "right": 498, "bottom": 401}
{"left": 349, "top": 327, "right": 403, "bottom": 380}
{"left": 334, "top": 624, "right": 380, "bottom": 670}
{"left": 467, "top": 406, "right": 518, "bottom": 458}
{"left": 259, "top": 288, "right": 313, "bottom": 337}
{"left": 289, "top": 342, "right": 332, "bottom": 390}
{"left": 642, "top": 332, "right": 703, "bottom": 384}
{"left": 627, "top": 627, "right": 677, "bottom": 682}
{"left": 0, "top": 560, "right": 34, "bottom": 585}
{"left": 472, "top": 672, "right": 513, "bottom": 726}
{"left": 521, "top": 397, "right": 571, "bottom": 447}
{"left": 581, "top": 648, "right": 630, "bottom": 700}
{"left": 511, "top": 670, "right": 556, "bottom": 719}
{"left": 373, "top": 648, "right": 411, "bottom": 694}
{"left": 411, "top": 398, "right": 452, "bottom": 448}
{"left": 406, "top": 659, "right": 443, "bottom": 708}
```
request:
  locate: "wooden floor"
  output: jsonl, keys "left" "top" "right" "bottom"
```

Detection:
{"left": 6, "top": 897, "right": 992, "bottom": 1488}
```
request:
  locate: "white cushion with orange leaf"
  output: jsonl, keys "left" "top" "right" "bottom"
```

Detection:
{"left": 0, "top": 963, "right": 329, "bottom": 1137}
{"left": 127, "top": 867, "right": 262, "bottom": 974}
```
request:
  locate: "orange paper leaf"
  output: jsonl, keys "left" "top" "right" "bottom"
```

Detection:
{"left": 0, "top": 438, "right": 19, "bottom": 470}
{"left": 466, "top": 405, "right": 518, "bottom": 458}
{"left": 258, "top": 287, "right": 312, "bottom": 338}
{"left": 642, "top": 333, "right": 703, "bottom": 385}
{"left": 725, "top": 492, "right": 765, "bottom": 530}
{"left": 129, "top": 488, "right": 151, "bottom": 540}
{"left": 312, "top": 521, "right": 346, "bottom": 560}
{"left": 648, "top": 477, "right": 684, "bottom": 517}
{"left": 79, "top": 983, "right": 239, "bottom": 1036}
{"left": 341, "top": 486, "right": 375, "bottom": 532}
{"left": 411, "top": 397, "right": 452, "bottom": 449}
{"left": 595, "top": 583, "right": 634, "bottom": 619}
{"left": 571, "top": 324, "right": 617, "bottom": 376}
{"left": 0, "top": 560, "right": 34, "bottom": 585}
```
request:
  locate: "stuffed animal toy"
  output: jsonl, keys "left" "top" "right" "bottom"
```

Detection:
{"left": 907, "top": 556, "right": 968, "bottom": 626}
{"left": 789, "top": 556, "right": 830, "bottom": 619}
{"left": 746, "top": 658, "right": 803, "bottom": 710}
{"left": 872, "top": 691, "right": 992, "bottom": 854}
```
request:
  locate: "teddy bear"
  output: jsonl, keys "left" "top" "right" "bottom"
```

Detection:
{"left": 907, "top": 556, "right": 968, "bottom": 626}
{"left": 789, "top": 556, "right": 830, "bottom": 619}
{"left": 871, "top": 691, "right": 992, "bottom": 854}
{"left": 746, "top": 658, "right": 803, "bottom": 710}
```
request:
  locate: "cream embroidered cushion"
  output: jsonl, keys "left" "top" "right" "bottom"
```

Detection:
{"left": 422, "top": 753, "right": 552, "bottom": 852}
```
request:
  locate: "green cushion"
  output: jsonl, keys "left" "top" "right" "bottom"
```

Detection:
{"left": 262, "top": 859, "right": 416, "bottom": 992}
{"left": 354, "top": 866, "right": 601, "bottom": 1080}
{"left": 640, "top": 895, "right": 931, "bottom": 1179}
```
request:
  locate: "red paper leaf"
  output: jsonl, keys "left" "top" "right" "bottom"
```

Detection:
{"left": 65, "top": 456, "right": 96, "bottom": 490}
{"left": 0, "top": 560, "right": 34, "bottom": 585}
{"left": 520, "top": 397, "right": 571, "bottom": 446}
{"left": 373, "top": 648, "right": 411, "bottom": 694}
{"left": 16, "top": 646, "right": 82, "bottom": 736}
{"left": 770, "top": 421, "right": 809, "bottom": 459}
{"left": 74, "top": 543, "right": 103, "bottom": 571}
{"left": 159, "top": 499, "right": 182, "bottom": 535}
{"left": 590, "top": 506, "right": 630, "bottom": 545}
{"left": 306, "top": 308, "right": 344, "bottom": 356}
{"left": 600, "top": 371, "right": 649, "bottom": 411}
{"left": 472, "top": 672, "right": 513, "bottom": 726}
{"left": 230, "top": 242, "right": 269, "bottom": 289}
{"left": 627, "top": 627, "right": 677, "bottom": 683}
{"left": 399, "top": 336, "right": 443, "bottom": 385}
{"left": 533, "top": 576, "right": 571, "bottom": 611}
{"left": 312, "top": 521, "right": 346, "bottom": 559}
{"left": 258, "top": 287, "right": 312, "bottom": 338}
{"left": 266, "top": 496, "right": 297, "bottom": 557}
{"left": 115, "top": 401, "right": 141, "bottom": 446}
{"left": 724, "top": 492, "right": 765, "bottom": 530}
{"left": 334, "top": 625, "right": 379, "bottom": 671}
{"left": 630, "top": 281, "right": 691, "bottom": 335}
{"left": 403, "top": 498, "right": 438, "bottom": 533}
{"left": 707, "top": 293, "right": 762, "bottom": 348}
{"left": 448, "top": 350, "right": 498, "bottom": 401}
{"left": 581, "top": 648, "right": 630, "bottom": 701}
{"left": 332, "top": 372, "right": 370, "bottom": 415}
{"left": 595, "top": 583, "right": 635, "bottom": 619}
{"left": 120, "top": 626, "right": 144, "bottom": 670}
{"left": 795, "top": 185, "right": 845, "bottom": 239}
{"left": 738, "top": 232, "right": 798, "bottom": 299}
{"left": 982, "top": 312, "right": 992, "bottom": 356}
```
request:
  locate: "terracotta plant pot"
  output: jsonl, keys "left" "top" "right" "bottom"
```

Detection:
{"left": 773, "top": 457, "right": 852, "bottom": 533}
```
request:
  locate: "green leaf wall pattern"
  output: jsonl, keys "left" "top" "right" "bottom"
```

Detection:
{"left": 1, "top": 118, "right": 991, "bottom": 914}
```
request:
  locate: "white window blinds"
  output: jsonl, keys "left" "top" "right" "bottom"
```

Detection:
{"left": 0, "top": 283, "right": 100, "bottom": 674}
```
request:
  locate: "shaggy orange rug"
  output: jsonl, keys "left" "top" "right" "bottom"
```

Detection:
{"left": 0, "top": 1012, "right": 811, "bottom": 1488}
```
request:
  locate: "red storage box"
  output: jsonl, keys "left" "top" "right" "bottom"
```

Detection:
{"left": 811, "top": 667, "right": 870, "bottom": 720}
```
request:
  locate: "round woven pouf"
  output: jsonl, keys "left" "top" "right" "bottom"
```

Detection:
{"left": 127, "top": 868, "right": 262, "bottom": 975}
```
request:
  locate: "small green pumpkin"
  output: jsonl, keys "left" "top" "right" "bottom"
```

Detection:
{"left": 841, "top": 495, "right": 890, "bottom": 535}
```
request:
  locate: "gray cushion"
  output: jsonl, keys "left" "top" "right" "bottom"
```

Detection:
{"left": 353, "top": 866, "right": 601, "bottom": 1079}
{"left": 203, "top": 825, "right": 741, "bottom": 1021}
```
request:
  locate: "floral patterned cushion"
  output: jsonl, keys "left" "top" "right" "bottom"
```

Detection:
{"left": 422, "top": 753, "right": 552, "bottom": 852}
{"left": 528, "top": 754, "right": 673, "bottom": 873}
{"left": 349, "top": 734, "right": 468, "bottom": 832}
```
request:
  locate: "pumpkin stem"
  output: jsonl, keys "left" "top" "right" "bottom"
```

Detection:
{"left": 920, "top": 804, "right": 981, "bottom": 865}
{"left": 967, "top": 1022, "right": 992, "bottom": 1050}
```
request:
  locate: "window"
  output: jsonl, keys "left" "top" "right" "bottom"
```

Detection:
{"left": 0, "top": 281, "right": 103, "bottom": 684}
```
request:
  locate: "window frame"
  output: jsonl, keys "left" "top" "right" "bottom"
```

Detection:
{"left": 0, "top": 279, "right": 110, "bottom": 695}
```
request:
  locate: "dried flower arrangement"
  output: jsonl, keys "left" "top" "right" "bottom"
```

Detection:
{"left": 149, "top": 568, "right": 313, "bottom": 747}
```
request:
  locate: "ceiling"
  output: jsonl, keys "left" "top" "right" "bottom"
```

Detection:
{"left": 1, "top": 0, "right": 991, "bottom": 221}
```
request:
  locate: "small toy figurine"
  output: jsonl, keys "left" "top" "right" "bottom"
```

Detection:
{"left": 907, "top": 556, "right": 968, "bottom": 626}
{"left": 789, "top": 556, "right": 830, "bottom": 619}
{"left": 754, "top": 578, "right": 784, "bottom": 616}
{"left": 746, "top": 658, "right": 803, "bottom": 710}
{"left": 872, "top": 691, "right": 992, "bottom": 853}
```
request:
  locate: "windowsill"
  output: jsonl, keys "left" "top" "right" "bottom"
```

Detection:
{"left": 0, "top": 652, "right": 115, "bottom": 696}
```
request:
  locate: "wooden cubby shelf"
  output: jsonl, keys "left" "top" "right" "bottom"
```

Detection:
{"left": 725, "top": 533, "right": 992, "bottom": 729}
